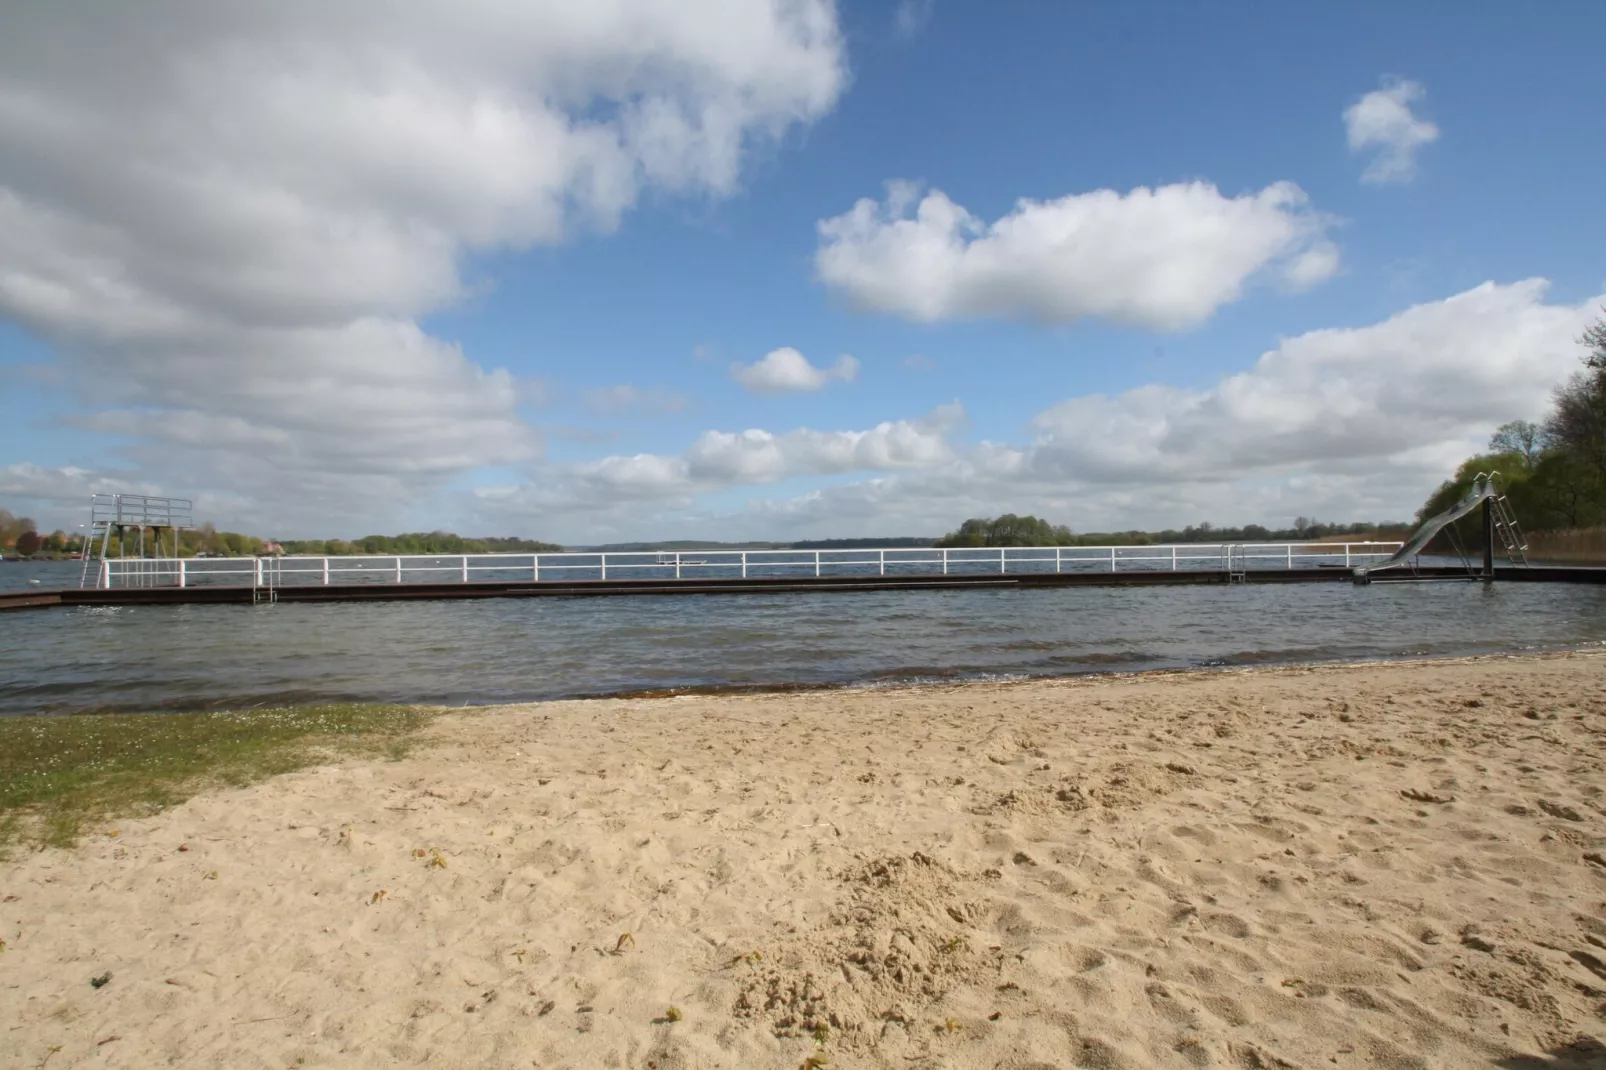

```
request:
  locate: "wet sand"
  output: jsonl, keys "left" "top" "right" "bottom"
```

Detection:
{"left": 5, "top": 653, "right": 1606, "bottom": 1068}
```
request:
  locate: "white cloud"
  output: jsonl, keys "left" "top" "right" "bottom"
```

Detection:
{"left": 815, "top": 180, "right": 1340, "bottom": 330}
{"left": 1024, "top": 279, "right": 1586, "bottom": 485}
{"left": 731, "top": 347, "right": 860, "bottom": 394}
{"left": 0, "top": 1, "right": 845, "bottom": 531}
{"left": 584, "top": 383, "right": 688, "bottom": 416}
{"left": 1345, "top": 78, "right": 1439, "bottom": 184}
{"left": 686, "top": 402, "right": 960, "bottom": 481}
{"left": 471, "top": 281, "right": 1600, "bottom": 543}
{"left": 470, "top": 403, "right": 965, "bottom": 526}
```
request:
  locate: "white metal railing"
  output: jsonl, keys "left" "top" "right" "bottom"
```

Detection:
{"left": 94, "top": 542, "right": 1404, "bottom": 590}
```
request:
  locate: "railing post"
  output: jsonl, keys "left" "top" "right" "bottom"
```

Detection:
{"left": 601, "top": 554, "right": 607, "bottom": 581}
{"left": 100, "top": 559, "right": 110, "bottom": 589}
{"left": 942, "top": 548, "right": 948, "bottom": 575}
{"left": 394, "top": 556, "right": 401, "bottom": 583}
{"left": 178, "top": 558, "right": 187, "bottom": 588}
{"left": 1286, "top": 544, "right": 1292, "bottom": 569}
{"left": 674, "top": 553, "right": 681, "bottom": 580}
{"left": 255, "top": 557, "right": 264, "bottom": 586}
{"left": 1344, "top": 544, "right": 1351, "bottom": 568}
{"left": 1110, "top": 546, "right": 1117, "bottom": 572}
{"left": 322, "top": 557, "right": 330, "bottom": 585}
{"left": 814, "top": 551, "right": 820, "bottom": 578}
{"left": 879, "top": 549, "right": 885, "bottom": 576}
{"left": 1000, "top": 548, "right": 1006, "bottom": 574}
{"left": 741, "top": 552, "right": 747, "bottom": 579}
{"left": 533, "top": 554, "right": 540, "bottom": 582}
{"left": 461, "top": 555, "right": 469, "bottom": 582}
{"left": 1055, "top": 546, "right": 1062, "bottom": 574}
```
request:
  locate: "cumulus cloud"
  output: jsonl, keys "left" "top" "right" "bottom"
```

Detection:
{"left": 1345, "top": 78, "right": 1440, "bottom": 184}
{"left": 814, "top": 180, "right": 1340, "bottom": 330}
{"left": 0, "top": 1, "right": 844, "bottom": 530}
{"left": 471, "top": 403, "right": 965, "bottom": 525}
{"left": 731, "top": 347, "right": 860, "bottom": 393}
{"left": 472, "top": 280, "right": 1600, "bottom": 543}
{"left": 1024, "top": 279, "right": 1585, "bottom": 484}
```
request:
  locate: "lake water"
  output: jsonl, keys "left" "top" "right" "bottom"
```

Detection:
{"left": 2, "top": 558, "right": 1604, "bottom": 715}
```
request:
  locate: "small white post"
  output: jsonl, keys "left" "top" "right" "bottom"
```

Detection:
{"left": 178, "top": 558, "right": 187, "bottom": 588}
{"left": 741, "top": 552, "right": 747, "bottom": 579}
{"left": 533, "top": 554, "right": 540, "bottom": 581}
{"left": 1286, "top": 545, "right": 1293, "bottom": 569}
{"left": 1055, "top": 546, "right": 1062, "bottom": 574}
{"left": 322, "top": 557, "right": 329, "bottom": 585}
{"left": 601, "top": 555, "right": 607, "bottom": 581}
{"left": 942, "top": 549, "right": 948, "bottom": 575}
{"left": 255, "top": 557, "right": 264, "bottom": 586}
{"left": 1170, "top": 546, "right": 1177, "bottom": 571}
{"left": 879, "top": 549, "right": 885, "bottom": 576}
{"left": 814, "top": 552, "right": 820, "bottom": 578}
{"left": 675, "top": 553, "right": 681, "bottom": 579}
{"left": 1110, "top": 546, "right": 1117, "bottom": 572}
{"left": 1000, "top": 548, "right": 1006, "bottom": 574}
{"left": 394, "top": 556, "right": 401, "bottom": 583}
{"left": 100, "top": 559, "right": 110, "bottom": 589}
{"left": 1344, "top": 544, "right": 1351, "bottom": 567}
{"left": 461, "top": 555, "right": 469, "bottom": 582}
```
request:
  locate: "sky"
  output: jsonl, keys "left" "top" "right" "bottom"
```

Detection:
{"left": 1, "top": 0, "right": 1603, "bottom": 545}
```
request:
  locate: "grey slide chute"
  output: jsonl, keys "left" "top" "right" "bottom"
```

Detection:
{"left": 1352, "top": 474, "right": 1495, "bottom": 580}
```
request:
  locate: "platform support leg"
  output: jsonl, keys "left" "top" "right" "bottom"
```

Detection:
{"left": 1482, "top": 499, "right": 1495, "bottom": 580}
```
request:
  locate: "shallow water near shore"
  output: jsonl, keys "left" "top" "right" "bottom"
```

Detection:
{"left": 3, "top": 576, "right": 1605, "bottom": 715}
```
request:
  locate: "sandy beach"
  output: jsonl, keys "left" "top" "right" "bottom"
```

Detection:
{"left": 5, "top": 653, "right": 1606, "bottom": 1068}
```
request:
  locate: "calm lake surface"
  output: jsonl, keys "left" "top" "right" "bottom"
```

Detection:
{"left": 2, "top": 557, "right": 1604, "bottom": 715}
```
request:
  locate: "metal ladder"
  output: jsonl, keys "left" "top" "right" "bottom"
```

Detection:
{"left": 1225, "top": 544, "right": 1248, "bottom": 583}
{"left": 78, "top": 518, "right": 112, "bottom": 588}
{"left": 1489, "top": 491, "right": 1529, "bottom": 566}
{"left": 253, "top": 556, "right": 280, "bottom": 604}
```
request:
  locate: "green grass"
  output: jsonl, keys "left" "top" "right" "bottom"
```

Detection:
{"left": 0, "top": 704, "right": 438, "bottom": 852}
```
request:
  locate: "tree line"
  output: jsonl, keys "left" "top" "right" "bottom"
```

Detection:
{"left": 934, "top": 513, "right": 1405, "bottom": 548}
{"left": 1, "top": 518, "right": 562, "bottom": 558}
{"left": 0, "top": 511, "right": 83, "bottom": 556}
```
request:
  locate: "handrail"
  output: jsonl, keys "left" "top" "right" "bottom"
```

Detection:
{"left": 95, "top": 542, "right": 1404, "bottom": 590}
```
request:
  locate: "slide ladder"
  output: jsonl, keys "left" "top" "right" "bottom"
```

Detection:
{"left": 1489, "top": 491, "right": 1529, "bottom": 566}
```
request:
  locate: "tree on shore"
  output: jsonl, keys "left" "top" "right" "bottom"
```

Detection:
{"left": 0, "top": 509, "right": 36, "bottom": 552}
{"left": 934, "top": 514, "right": 1405, "bottom": 548}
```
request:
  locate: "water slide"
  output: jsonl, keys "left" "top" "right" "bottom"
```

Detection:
{"left": 1352, "top": 475, "right": 1495, "bottom": 581}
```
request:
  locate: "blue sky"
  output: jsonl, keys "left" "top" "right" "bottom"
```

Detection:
{"left": 1, "top": 1, "right": 1603, "bottom": 543}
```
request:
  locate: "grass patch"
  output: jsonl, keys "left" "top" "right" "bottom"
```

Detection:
{"left": 0, "top": 704, "right": 437, "bottom": 852}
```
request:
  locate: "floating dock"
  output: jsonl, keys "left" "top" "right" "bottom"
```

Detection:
{"left": 4, "top": 563, "right": 1601, "bottom": 612}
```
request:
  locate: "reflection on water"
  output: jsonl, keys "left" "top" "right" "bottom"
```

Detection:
{"left": 3, "top": 580, "right": 1604, "bottom": 715}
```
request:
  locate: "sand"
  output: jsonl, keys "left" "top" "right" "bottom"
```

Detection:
{"left": 5, "top": 653, "right": 1606, "bottom": 1069}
